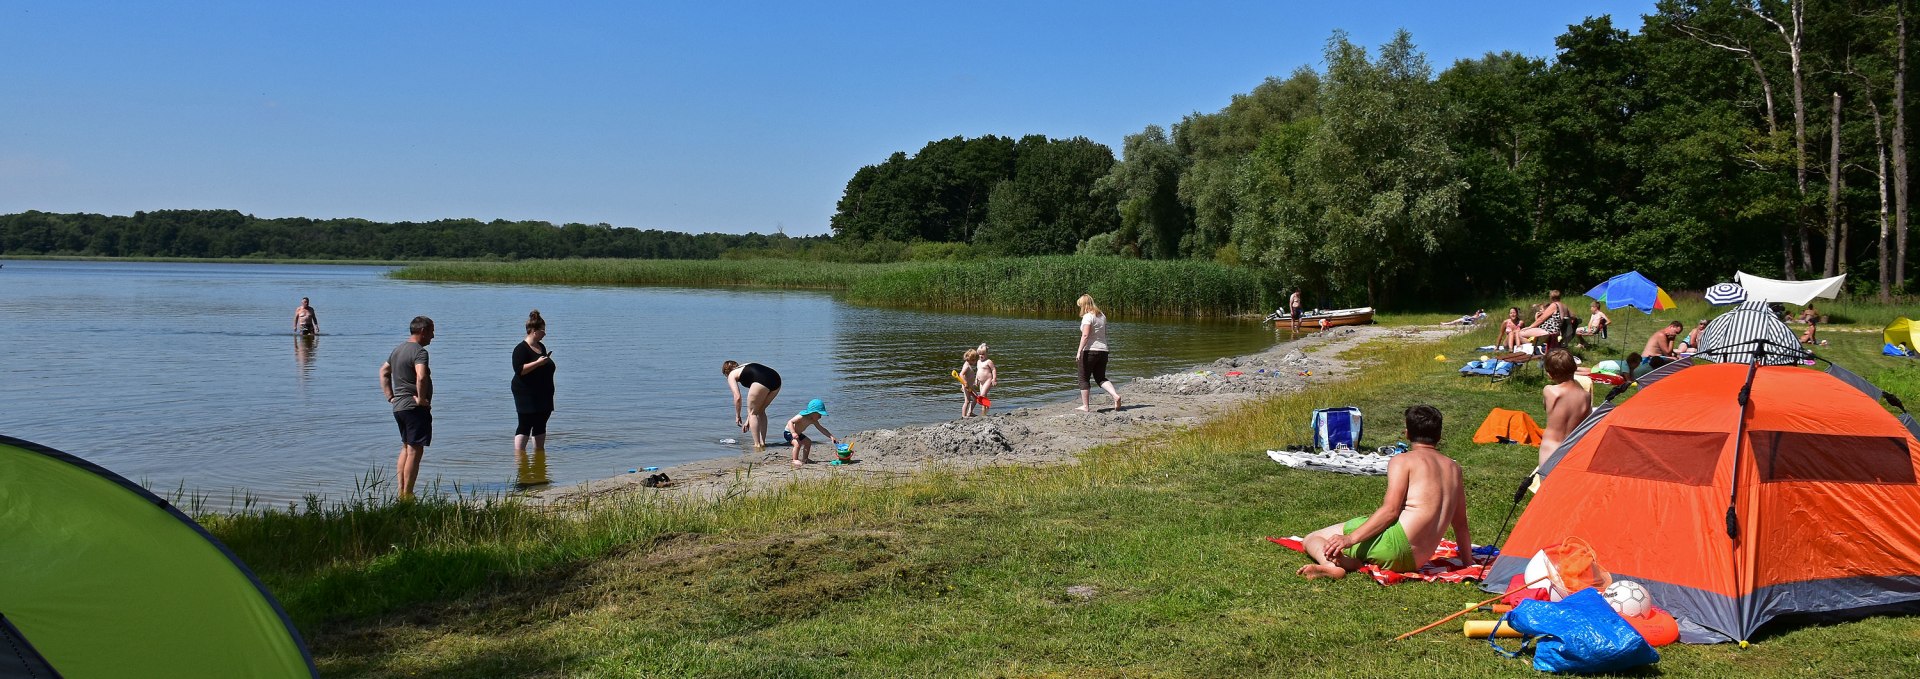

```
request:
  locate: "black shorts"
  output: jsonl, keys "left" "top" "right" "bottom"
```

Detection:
{"left": 1078, "top": 350, "right": 1111, "bottom": 390}
{"left": 394, "top": 408, "right": 433, "bottom": 446}
{"left": 1290, "top": 308, "right": 1303, "bottom": 321}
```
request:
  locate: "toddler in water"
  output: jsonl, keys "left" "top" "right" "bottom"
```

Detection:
{"left": 974, "top": 343, "right": 997, "bottom": 416}
{"left": 783, "top": 399, "right": 838, "bottom": 466}
{"left": 959, "top": 348, "right": 980, "bottom": 417}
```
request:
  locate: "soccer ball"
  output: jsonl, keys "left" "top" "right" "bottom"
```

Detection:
{"left": 1604, "top": 580, "right": 1653, "bottom": 618}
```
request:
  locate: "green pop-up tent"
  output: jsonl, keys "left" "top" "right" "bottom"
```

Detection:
{"left": 1, "top": 435, "right": 316, "bottom": 678}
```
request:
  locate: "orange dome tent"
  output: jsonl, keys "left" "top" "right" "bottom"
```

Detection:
{"left": 1486, "top": 354, "right": 1920, "bottom": 644}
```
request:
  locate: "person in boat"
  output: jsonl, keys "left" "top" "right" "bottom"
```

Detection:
{"left": 1296, "top": 405, "right": 1472, "bottom": 579}
{"left": 293, "top": 297, "right": 319, "bottom": 335}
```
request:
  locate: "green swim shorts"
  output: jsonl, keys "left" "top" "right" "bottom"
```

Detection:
{"left": 1340, "top": 516, "right": 1417, "bottom": 571}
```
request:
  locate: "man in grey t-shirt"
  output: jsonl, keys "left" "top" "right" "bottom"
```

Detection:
{"left": 380, "top": 316, "right": 435, "bottom": 498}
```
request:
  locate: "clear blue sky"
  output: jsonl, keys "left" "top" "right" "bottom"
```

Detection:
{"left": 0, "top": 1, "right": 1653, "bottom": 235}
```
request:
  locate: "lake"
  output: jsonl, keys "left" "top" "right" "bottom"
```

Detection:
{"left": 0, "top": 260, "right": 1281, "bottom": 504}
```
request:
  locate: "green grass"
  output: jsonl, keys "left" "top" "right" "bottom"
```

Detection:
{"left": 209, "top": 314, "right": 1920, "bottom": 677}
{"left": 393, "top": 256, "right": 1276, "bottom": 317}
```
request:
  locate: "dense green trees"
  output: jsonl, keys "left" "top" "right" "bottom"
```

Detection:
{"left": 829, "top": 3, "right": 1920, "bottom": 306}
{"left": 0, "top": 210, "right": 802, "bottom": 261}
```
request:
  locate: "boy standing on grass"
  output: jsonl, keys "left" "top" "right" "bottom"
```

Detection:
{"left": 1539, "top": 349, "right": 1591, "bottom": 471}
{"left": 784, "top": 399, "right": 838, "bottom": 466}
{"left": 1297, "top": 405, "right": 1471, "bottom": 579}
{"left": 974, "top": 343, "right": 997, "bottom": 416}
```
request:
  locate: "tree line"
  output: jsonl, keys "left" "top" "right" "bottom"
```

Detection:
{"left": 830, "top": 2, "right": 1918, "bottom": 305}
{"left": 0, "top": 210, "right": 817, "bottom": 261}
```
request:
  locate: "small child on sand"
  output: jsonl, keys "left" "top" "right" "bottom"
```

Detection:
{"left": 974, "top": 343, "right": 997, "bottom": 416}
{"left": 783, "top": 399, "right": 837, "bottom": 466}
{"left": 959, "top": 349, "right": 980, "bottom": 418}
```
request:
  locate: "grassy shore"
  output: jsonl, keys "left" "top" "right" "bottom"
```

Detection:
{"left": 203, "top": 302, "right": 1920, "bottom": 677}
{"left": 390, "top": 256, "right": 1275, "bottom": 317}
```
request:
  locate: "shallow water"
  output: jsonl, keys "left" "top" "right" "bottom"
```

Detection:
{"left": 0, "top": 260, "right": 1282, "bottom": 504}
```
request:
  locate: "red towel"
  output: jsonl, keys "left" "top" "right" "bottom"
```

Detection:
{"left": 1267, "top": 536, "right": 1489, "bottom": 585}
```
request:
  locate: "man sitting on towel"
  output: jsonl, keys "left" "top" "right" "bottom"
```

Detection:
{"left": 1297, "top": 405, "right": 1472, "bottom": 579}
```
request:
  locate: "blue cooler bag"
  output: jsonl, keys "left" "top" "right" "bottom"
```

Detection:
{"left": 1310, "top": 407, "right": 1362, "bottom": 451}
{"left": 1489, "top": 588, "right": 1659, "bottom": 674}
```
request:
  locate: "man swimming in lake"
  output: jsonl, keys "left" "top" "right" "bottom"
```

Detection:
{"left": 1296, "top": 405, "right": 1471, "bottom": 579}
{"left": 294, "top": 297, "right": 319, "bottom": 335}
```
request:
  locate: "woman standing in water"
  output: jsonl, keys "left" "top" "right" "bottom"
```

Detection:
{"left": 1075, "top": 294, "right": 1121, "bottom": 413}
{"left": 511, "top": 310, "right": 556, "bottom": 456}
{"left": 723, "top": 360, "right": 781, "bottom": 448}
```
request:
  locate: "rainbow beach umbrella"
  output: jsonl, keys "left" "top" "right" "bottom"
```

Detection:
{"left": 1584, "top": 270, "right": 1676, "bottom": 314}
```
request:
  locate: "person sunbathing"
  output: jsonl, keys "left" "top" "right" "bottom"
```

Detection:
{"left": 1297, "top": 405, "right": 1472, "bottom": 579}
{"left": 1496, "top": 307, "right": 1523, "bottom": 350}
{"left": 1442, "top": 309, "right": 1488, "bottom": 326}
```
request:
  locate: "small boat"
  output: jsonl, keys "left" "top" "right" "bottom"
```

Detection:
{"left": 1266, "top": 306, "right": 1375, "bottom": 329}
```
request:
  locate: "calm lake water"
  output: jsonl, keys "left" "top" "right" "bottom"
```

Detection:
{"left": 0, "top": 260, "right": 1280, "bottom": 504}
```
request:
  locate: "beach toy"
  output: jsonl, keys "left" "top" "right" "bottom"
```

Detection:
{"left": 1226, "top": 371, "right": 1243, "bottom": 376}
{"left": 1603, "top": 580, "right": 1651, "bottom": 618}
{"left": 828, "top": 459, "right": 844, "bottom": 466}
{"left": 836, "top": 441, "right": 853, "bottom": 461}
{"left": 628, "top": 469, "right": 638, "bottom": 474}
{"left": 1434, "top": 354, "right": 1448, "bottom": 362}
{"left": 642, "top": 466, "right": 660, "bottom": 472}
{"left": 951, "top": 370, "right": 991, "bottom": 407}
{"left": 720, "top": 438, "right": 738, "bottom": 444}
{"left": 1464, "top": 620, "right": 1525, "bottom": 639}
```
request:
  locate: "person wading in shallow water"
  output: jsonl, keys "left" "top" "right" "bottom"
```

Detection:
{"left": 293, "top": 297, "right": 319, "bottom": 335}
{"left": 1075, "top": 294, "right": 1121, "bottom": 413}
{"left": 380, "top": 316, "right": 434, "bottom": 499}
{"left": 723, "top": 360, "right": 782, "bottom": 449}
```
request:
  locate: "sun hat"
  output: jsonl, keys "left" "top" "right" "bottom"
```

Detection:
{"left": 800, "top": 399, "right": 828, "bottom": 417}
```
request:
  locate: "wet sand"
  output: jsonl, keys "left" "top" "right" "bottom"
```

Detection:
{"left": 530, "top": 324, "right": 1453, "bottom": 507}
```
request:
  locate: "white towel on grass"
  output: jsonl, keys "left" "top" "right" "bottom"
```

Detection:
{"left": 1266, "top": 449, "right": 1393, "bottom": 476}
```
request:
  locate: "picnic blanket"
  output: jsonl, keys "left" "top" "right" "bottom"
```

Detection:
{"left": 1266, "top": 449, "right": 1394, "bottom": 475}
{"left": 1267, "top": 536, "right": 1488, "bottom": 585}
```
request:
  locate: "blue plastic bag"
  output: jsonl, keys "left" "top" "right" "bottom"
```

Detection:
{"left": 1488, "top": 588, "right": 1658, "bottom": 674}
{"left": 1310, "top": 407, "right": 1363, "bottom": 450}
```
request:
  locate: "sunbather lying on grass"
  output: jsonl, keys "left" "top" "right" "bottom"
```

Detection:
{"left": 1296, "top": 405, "right": 1472, "bottom": 579}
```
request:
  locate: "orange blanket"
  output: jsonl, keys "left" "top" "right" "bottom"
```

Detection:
{"left": 1473, "top": 408, "right": 1543, "bottom": 446}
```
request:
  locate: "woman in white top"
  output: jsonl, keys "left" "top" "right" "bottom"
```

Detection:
{"left": 1075, "top": 294, "right": 1122, "bottom": 412}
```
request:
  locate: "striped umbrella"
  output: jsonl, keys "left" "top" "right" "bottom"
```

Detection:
{"left": 1704, "top": 282, "right": 1747, "bottom": 306}
{"left": 1697, "top": 299, "right": 1805, "bottom": 366}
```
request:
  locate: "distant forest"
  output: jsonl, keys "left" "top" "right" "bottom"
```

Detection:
{"left": 831, "top": 3, "right": 1920, "bottom": 305}
{"left": 0, "top": 210, "right": 813, "bottom": 261}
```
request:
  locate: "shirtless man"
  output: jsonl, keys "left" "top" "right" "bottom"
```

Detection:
{"left": 1642, "top": 321, "right": 1684, "bottom": 370}
{"left": 293, "top": 297, "right": 319, "bottom": 335}
{"left": 1297, "top": 405, "right": 1472, "bottom": 579}
{"left": 1539, "top": 349, "right": 1591, "bottom": 470}
{"left": 1289, "top": 289, "right": 1303, "bottom": 334}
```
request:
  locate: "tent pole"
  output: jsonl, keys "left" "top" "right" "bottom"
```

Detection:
{"left": 1725, "top": 343, "right": 1765, "bottom": 540}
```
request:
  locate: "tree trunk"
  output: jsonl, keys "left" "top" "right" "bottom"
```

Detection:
{"left": 1750, "top": 0, "right": 1812, "bottom": 278}
{"left": 1827, "top": 91, "right": 1843, "bottom": 277}
{"left": 1875, "top": 100, "right": 1894, "bottom": 301}
{"left": 1897, "top": 1, "right": 1911, "bottom": 292}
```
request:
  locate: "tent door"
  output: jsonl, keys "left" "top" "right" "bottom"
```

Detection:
{"left": 0, "top": 613, "right": 61, "bottom": 679}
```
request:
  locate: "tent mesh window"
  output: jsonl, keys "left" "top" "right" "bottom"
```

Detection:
{"left": 1586, "top": 427, "right": 1727, "bottom": 485}
{"left": 1749, "top": 431, "right": 1917, "bottom": 484}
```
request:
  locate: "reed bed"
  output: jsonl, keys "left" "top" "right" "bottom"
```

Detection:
{"left": 390, "top": 258, "right": 906, "bottom": 289}
{"left": 845, "top": 256, "right": 1274, "bottom": 317}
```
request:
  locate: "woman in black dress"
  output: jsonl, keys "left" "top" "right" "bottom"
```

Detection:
{"left": 512, "top": 310, "right": 556, "bottom": 454}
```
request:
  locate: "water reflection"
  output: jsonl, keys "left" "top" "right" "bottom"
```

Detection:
{"left": 515, "top": 448, "right": 550, "bottom": 488}
{"left": 293, "top": 334, "right": 316, "bottom": 383}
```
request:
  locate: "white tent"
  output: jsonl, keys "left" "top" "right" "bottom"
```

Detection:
{"left": 1733, "top": 271, "right": 1847, "bottom": 306}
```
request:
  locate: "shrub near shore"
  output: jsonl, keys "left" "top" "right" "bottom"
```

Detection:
{"left": 392, "top": 256, "right": 1275, "bottom": 317}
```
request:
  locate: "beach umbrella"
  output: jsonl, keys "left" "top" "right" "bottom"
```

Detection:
{"left": 1704, "top": 282, "right": 1747, "bottom": 306}
{"left": 1584, "top": 271, "right": 1677, "bottom": 314}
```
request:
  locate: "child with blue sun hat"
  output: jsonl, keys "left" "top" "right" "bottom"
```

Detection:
{"left": 782, "top": 398, "right": 838, "bottom": 466}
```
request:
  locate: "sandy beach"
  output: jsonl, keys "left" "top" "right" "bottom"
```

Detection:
{"left": 531, "top": 324, "right": 1455, "bottom": 507}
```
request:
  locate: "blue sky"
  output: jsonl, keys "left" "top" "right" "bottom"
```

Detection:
{"left": 0, "top": 1, "right": 1652, "bottom": 235}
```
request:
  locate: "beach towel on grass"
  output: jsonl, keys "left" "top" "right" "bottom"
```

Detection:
{"left": 1267, "top": 536, "right": 1488, "bottom": 585}
{"left": 1267, "top": 449, "right": 1392, "bottom": 475}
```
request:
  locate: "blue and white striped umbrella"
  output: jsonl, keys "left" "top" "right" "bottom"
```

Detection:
{"left": 1704, "top": 282, "right": 1747, "bottom": 306}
